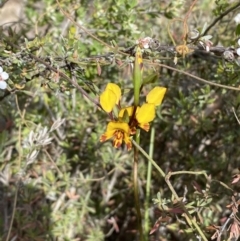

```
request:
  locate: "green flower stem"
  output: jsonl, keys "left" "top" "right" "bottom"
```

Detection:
{"left": 132, "top": 140, "right": 166, "bottom": 178}
{"left": 144, "top": 127, "right": 155, "bottom": 239}
{"left": 133, "top": 129, "right": 144, "bottom": 241}
{"left": 132, "top": 140, "right": 208, "bottom": 241}
{"left": 133, "top": 47, "right": 142, "bottom": 107}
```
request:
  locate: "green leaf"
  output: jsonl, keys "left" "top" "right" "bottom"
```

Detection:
{"left": 142, "top": 73, "right": 158, "bottom": 85}
{"left": 127, "top": 0, "right": 137, "bottom": 9}
{"left": 235, "top": 24, "right": 240, "bottom": 36}
{"left": 122, "top": 109, "right": 130, "bottom": 123}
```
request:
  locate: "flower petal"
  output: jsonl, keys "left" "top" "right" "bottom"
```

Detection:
{"left": 105, "top": 83, "right": 121, "bottom": 104}
{"left": 136, "top": 103, "right": 155, "bottom": 124}
{"left": 100, "top": 89, "right": 117, "bottom": 113}
{"left": 119, "top": 106, "right": 136, "bottom": 118}
{"left": 100, "top": 121, "right": 130, "bottom": 141}
{"left": 146, "top": 86, "right": 167, "bottom": 106}
{"left": 123, "top": 135, "right": 132, "bottom": 150}
{"left": 0, "top": 81, "right": 7, "bottom": 90}
{"left": 138, "top": 122, "right": 150, "bottom": 132}
{"left": 110, "top": 121, "right": 130, "bottom": 134}
{"left": 100, "top": 121, "right": 132, "bottom": 150}
{"left": 1, "top": 72, "right": 9, "bottom": 81}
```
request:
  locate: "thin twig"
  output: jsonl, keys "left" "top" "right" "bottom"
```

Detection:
{"left": 202, "top": 2, "right": 240, "bottom": 36}
{"left": 29, "top": 54, "right": 101, "bottom": 108}
{"left": 154, "top": 62, "right": 240, "bottom": 91}
{"left": 167, "top": 170, "right": 208, "bottom": 178}
{"left": 232, "top": 107, "right": 240, "bottom": 124}
{"left": 218, "top": 212, "right": 235, "bottom": 238}
{"left": 44, "top": 149, "right": 63, "bottom": 177}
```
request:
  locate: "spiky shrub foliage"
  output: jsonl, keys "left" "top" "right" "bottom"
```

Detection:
{"left": 1, "top": 0, "right": 240, "bottom": 241}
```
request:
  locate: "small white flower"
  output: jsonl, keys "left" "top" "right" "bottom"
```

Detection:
{"left": 238, "top": 39, "right": 240, "bottom": 46}
{"left": 188, "top": 29, "right": 199, "bottom": 40}
{"left": 223, "top": 50, "right": 235, "bottom": 61}
{"left": 0, "top": 66, "right": 9, "bottom": 90}
{"left": 0, "top": 81, "right": 7, "bottom": 90}
{"left": 236, "top": 47, "right": 240, "bottom": 56}
{"left": 234, "top": 13, "right": 240, "bottom": 24}
{"left": 137, "top": 37, "right": 153, "bottom": 49}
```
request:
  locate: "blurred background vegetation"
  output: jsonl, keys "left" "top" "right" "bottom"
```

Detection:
{"left": 0, "top": 0, "right": 240, "bottom": 240}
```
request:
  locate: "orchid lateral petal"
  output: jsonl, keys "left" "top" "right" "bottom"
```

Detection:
{"left": 146, "top": 86, "right": 167, "bottom": 106}
{"left": 136, "top": 103, "right": 155, "bottom": 124}
{"left": 119, "top": 106, "right": 135, "bottom": 118}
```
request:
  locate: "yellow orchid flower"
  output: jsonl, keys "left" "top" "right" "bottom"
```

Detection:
{"left": 100, "top": 121, "right": 132, "bottom": 150}
{"left": 100, "top": 83, "right": 121, "bottom": 113}
{"left": 99, "top": 83, "right": 167, "bottom": 150}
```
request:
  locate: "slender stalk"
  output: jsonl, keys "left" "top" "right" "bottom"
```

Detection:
{"left": 5, "top": 185, "right": 19, "bottom": 241}
{"left": 6, "top": 95, "right": 23, "bottom": 241}
{"left": 144, "top": 127, "right": 155, "bottom": 239}
{"left": 131, "top": 42, "right": 143, "bottom": 240}
{"left": 133, "top": 129, "right": 143, "bottom": 241}
{"left": 132, "top": 140, "right": 165, "bottom": 178}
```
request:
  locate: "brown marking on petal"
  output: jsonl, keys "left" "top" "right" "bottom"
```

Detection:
{"left": 141, "top": 123, "right": 150, "bottom": 132}
{"left": 113, "top": 130, "right": 124, "bottom": 148}
{"left": 126, "top": 142, "right": 132, "bottom": 150}
{"left": 116, "top": 131, "right": 122, "bottom": 139}
{"left": 100, "top": 134, "right": 107, "bottom": 142}
{"left": 113, "top": 139, "right": 122, "bottom": 148}
{"left": 130, "top": 127, "right": 136, "bottom": 135}
{"left": 129, "top": 119, "right": 138, "bottom": 134}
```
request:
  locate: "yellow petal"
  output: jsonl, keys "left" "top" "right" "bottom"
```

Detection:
{"left": 100, "top": 123, "right": 116, "bottom": 142}
{"left": 119, "top": 106, "right": 135, "bottom": 118}
{"left": 100, "top": 121, "right": 132, "bottom": 150}
{"left": 112, "top": 130, "right": 124, "bottom": 148}
{"left": 105, "top": 83, "right": 121, "bottom": 104}
{"left": 123, "top": 135, "right": 132, "bottom": 150}
{"left": 136, "top": 103, "right": 155, "bottom": 124}
{"left": 108, "top": 121, "right": 130, "bottom": 134}
{"left": 100, "top": 89, "right": 117, "bottom": 113}
{"left": 138, "top": 123, "right": 150, "bottom": 132}
{"left": 146, "top": 86, "right": 167, "bottom": 106}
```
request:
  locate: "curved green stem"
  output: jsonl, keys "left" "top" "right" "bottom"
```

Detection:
{"left": 144, "top": 127, "right": 155, "bottom": 239}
